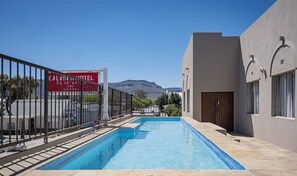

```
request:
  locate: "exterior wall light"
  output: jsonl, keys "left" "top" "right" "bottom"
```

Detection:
{"left": 249, "top": 55, "right": 254, "bottom": 62}
{"left": 260, "top": 66, "right": 267, "bottom": 79}
{"left": 280, "top": 36, "right": 285, "bottom": 45}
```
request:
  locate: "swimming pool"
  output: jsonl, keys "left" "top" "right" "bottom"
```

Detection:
{"left": 40, "top": 117, "right": 245, "bottom": 170}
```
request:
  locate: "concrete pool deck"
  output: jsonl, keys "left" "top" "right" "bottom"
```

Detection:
{"left": 0, "top": 116, "right": 296, "bottom": 176}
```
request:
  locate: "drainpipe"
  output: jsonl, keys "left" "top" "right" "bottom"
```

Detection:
{"left": 101, "top": 68, "right": 109, "bottom": 126}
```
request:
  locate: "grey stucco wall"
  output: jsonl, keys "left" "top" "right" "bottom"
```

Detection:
{"left": 238, "top": 0, "right": 297, "bottom": 152}
{"left": 182, "top": 33, "right": 239, "bottom": 128}
{"left": 182, "top": 36, "right": 193, "bottom": 118}
{"left": 192, "top": 33, "right": 239, "bottom": 125}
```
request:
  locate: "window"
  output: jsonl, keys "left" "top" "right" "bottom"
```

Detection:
{"left": 187, "top": 89, "right": 190, "bottom": 113}
{"left": 272, "top": 71, "right": 295, "bottom": 117}
{"left": 247, "top": 81, "right": 259, "bottom": 114}
{"left": 183, "top": 92, "right": 185, "bottom": 112}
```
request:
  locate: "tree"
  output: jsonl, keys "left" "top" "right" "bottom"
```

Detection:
{"left": 132, "top": 96, "right": 153, "bottom": 109}
{"left": 169, "top": 93, "right": 181, "bottom": 107}
{"left": 164, "top": 104, "right": 176, "bottom": 116}
{"left": 164, "top": 104, "right": 182, "bottom": 116}
{"left": 155, "top": 93, "right": 182, "bottom": 116}
{"left": 133, "top": 90, "right": 147, "bottom": 99}
{"left": 171, "top": 108, "right": 182, "bottom": 116}
{"left": 132, "top": 90, "right": 153, "bottom": 110}
{"left": 155, "top": 93, "right": 168, "bottom": 111}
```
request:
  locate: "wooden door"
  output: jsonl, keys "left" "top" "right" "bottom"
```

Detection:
{"left": 201, "top": 92, "right": 234, "bottom": 131}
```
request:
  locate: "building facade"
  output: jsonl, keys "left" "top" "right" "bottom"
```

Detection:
{"left": 182, "top": 0, "right": 297, "bottom": 152}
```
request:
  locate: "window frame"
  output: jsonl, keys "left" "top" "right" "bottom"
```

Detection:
{"left": 183, "top": 91, "right": 186, "bottom": 112}
{"left": 247, "top": 80, "right": 260, "bottom": 115}
{"left": 272, "top": 70, "right": 295, "bottom": 118}
{"left": 186, "top": 89, "right": 190, "bottom": 113}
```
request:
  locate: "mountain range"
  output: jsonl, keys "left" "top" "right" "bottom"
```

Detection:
{"left": 109, "top": 80, "right": 181, "bottom": 100}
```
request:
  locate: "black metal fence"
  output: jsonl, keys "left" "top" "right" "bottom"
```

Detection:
{"left": 108, "top": 88, "right": 132, "bottom": 118}
{"left": 0, "top": 54, "right": 132, "bottom": 149}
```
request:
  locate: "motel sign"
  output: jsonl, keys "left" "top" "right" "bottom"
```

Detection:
{"left": 48, "top": 71, "right": 99, "bottom": 92}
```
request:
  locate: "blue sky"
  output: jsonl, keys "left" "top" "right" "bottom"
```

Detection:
{"left": 0, "top": 0, "right": 276, "bottom": 88}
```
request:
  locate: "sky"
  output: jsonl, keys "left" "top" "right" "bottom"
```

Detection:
{"left": 0, "top": 0, "right": 276, "bottom": 88}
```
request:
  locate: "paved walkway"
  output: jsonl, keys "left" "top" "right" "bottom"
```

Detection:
{"left": 0, "top": 116, "right": 297, "bottom": 176}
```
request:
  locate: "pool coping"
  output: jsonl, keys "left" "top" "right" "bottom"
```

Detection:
{"left": 2, "top": 116, "right": 297, "bottom": 175}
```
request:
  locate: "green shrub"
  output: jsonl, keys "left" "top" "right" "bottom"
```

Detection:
{"left": 171, "top": 108, "right": 182, "bottom": 116}
{"left": 84, "top": 95, "right": 99, "bottom": 103}
{"left": 164, "top": 104, "right": 182, "bottom": 116}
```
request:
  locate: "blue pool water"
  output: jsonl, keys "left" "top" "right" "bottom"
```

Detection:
{"left": 40, "top": 117, "right": 244, "bottom": 170}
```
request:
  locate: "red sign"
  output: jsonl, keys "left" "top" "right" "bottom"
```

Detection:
{"left": 48, "top": 72, "right": 99, "bottom": 92}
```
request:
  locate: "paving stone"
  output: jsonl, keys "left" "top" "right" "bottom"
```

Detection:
{"left": 8, "top": 164, "right": 23, "bottom": 172}
{"left": 3, "top": 162, "right": 12, "bottom": 167}
{"left": 0, "top": 167, "right": 15, "bottom": 176}
{"left": 32, "top": 155, "right": 46, "bottom": 161}
{"left": 24, "top": 158, "right": 39, "bottom": 164}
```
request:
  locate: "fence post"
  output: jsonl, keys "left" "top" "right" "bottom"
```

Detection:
{"left": 44, "top": 70, "right": 48, "bottom": 144}
{"left": 0, "top": 58, "right": 3, "bottom": 145}
{"left": 80, "top": 81, "right": 83, "bottom": 125}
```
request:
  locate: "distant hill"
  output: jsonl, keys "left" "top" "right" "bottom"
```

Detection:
{"left": 164, "top": 87, "right": 182, "bottom": 92}
{"left": 109, "top": 80, "right": 181, "bottom": 100}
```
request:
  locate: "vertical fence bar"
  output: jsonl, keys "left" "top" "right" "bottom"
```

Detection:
{"left": 80, "top": 81, "right": 83, "bottom": 125}
{"left": 0, "top": 58, "right": 3, "bottom": 145}
{"left": 126, "top": 93, "right": 128, "bottom": 114}
{"left": 119, "top": 91, "right": 122, "bottom": 116}
{"left": 34, "top": 68, "right": 37, "bottom": 136}
{"left": 98, "top": 85, "right": 102, "bottom": 121}
{"left": 75, "top": 81, "right": 78, "bottom": 126}
{"left": 29, "top": 66, "right": 32, "bottom": 139}
{"left": 22, "top": 64, "right": 26, "bottom": 140}
{"left": 70, "top": 84, "right": 73, "bottom": 126}
{"left": 66, "top": 86, "right": 70, "bottom": 127}
{"left": 85, "top": 87, "right": 87, "bottom": 123}
{"left": 39, "top": 69, "right": 42, "bottom": 136}
{"left": 44, "top": 71, "right": 48, "bottom": 144}
{"left": 9, "top": 60, "right": 12, "bottom": 143}
{"left": 131, "top": 94, "right": 133, "bottom": 114}
{"left": 78, "top": 83, "right": 80, "bottom": 124}
{"left": 58, "top": 76, "right": 60, "bottom": 130}
{"left": 16, "top": 63, "right": 19, "bottom": 142}
{"left": 50, "top": 73, "right": 53, "bottom": 131}
{"left": 61, "top": 85, "right": 63, "bottom": 130}
{"left": 110, "top": 89, "right": 114, "bottom": 117}
{"left": 55, "top": 78, "right": 57, "bottom": 131}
